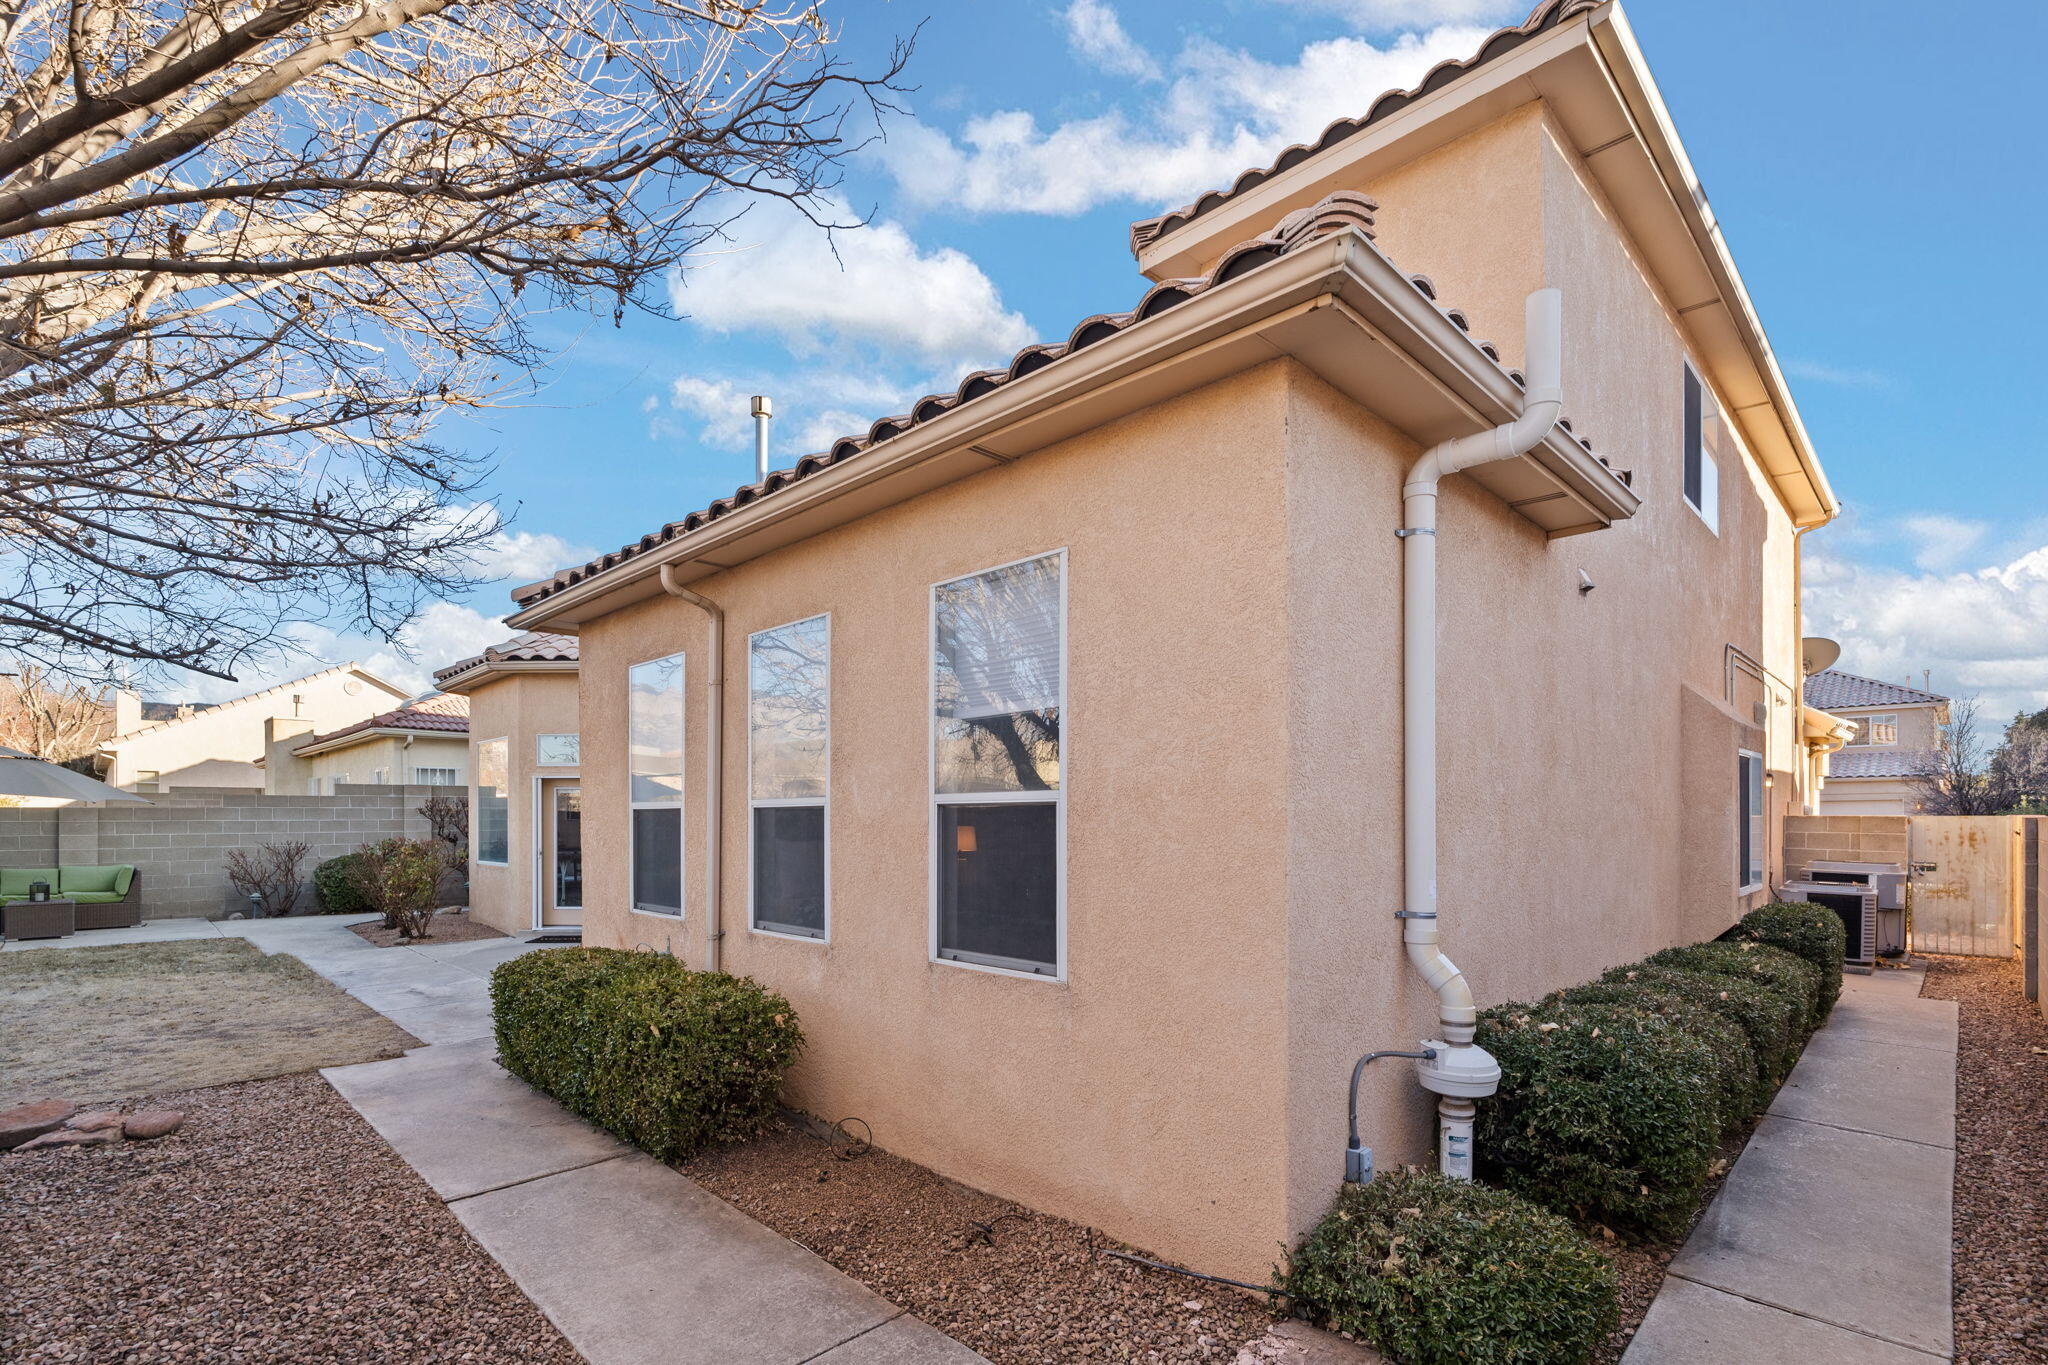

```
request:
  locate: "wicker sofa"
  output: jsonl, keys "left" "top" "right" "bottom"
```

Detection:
{"left": 0, "top": 865, "right": 143, "bottom": 929}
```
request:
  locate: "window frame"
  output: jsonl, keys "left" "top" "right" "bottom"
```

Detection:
{"left": 927, "top": 548, "right": 1068, "bottom": 983}
{"left": 746, "top": 613, "right": 831, "bottom": 943}
{"left": 627, "top": 652, "right": 687, "bottom": 919}
{"left": 412, "top": 766, "right": 459, "bottom": 785}
{"left": 1846, "top": 713, "right": 1898, "bottom": 748}
{"left": 475, "top": 737, "right": 510, "bottom": 866}
{"left": 1737, "top": 748, "right": 1765, "bottom": 895}
{"left": 1682, "top": 361, "right": 1720, "bottom": 535}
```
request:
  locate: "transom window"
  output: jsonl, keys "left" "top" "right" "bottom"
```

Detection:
{"left": 629, "top": 654, "right": 685, "bottom": 915}
{"left": 1847, "top": 714, "right": 1898, "bottom": 747}
{"left": 475, "top": 738, "right": 509, "bottom": 865}
{"left": 932, "top": 551, "right": 1065, "bottom": 978}
{"left": 749, "top": 615, "right": 829, "bottom": 940}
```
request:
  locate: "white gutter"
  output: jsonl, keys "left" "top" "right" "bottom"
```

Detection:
{"left": 658, "top": 563, "right": 725, "bottom": 973}
{"left": 1399, "top": 288, "right": 1563, "bottom": 1179}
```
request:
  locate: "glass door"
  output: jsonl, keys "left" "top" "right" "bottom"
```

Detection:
{"left": 541, "top": 780, "right": 582, "bottom": 927}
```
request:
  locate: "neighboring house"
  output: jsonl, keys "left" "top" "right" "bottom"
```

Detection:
{"left": 261, "top": 693, "right": 471, "bottom": 795}
{"left": 434, "top": 633, "right": 581, "bottom": 936}
{"left": 501, "top": 0, "right": 1838, "bottom": 1281}
{"left": 1805, "top": 669, "right": 1950, "bottom": 815}
{"left": 99, "top": 663, "right": 411, "bottom": 792}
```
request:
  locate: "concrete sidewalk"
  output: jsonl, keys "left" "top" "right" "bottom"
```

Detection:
{"left": 1623, "top": 967, "right": 1959, "bottom": 1363}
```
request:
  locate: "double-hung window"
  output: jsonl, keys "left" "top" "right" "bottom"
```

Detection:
{"left": 749, "top": 615, "right": 829, "bottom": 939}
{"left": 1848, "top": 714, "right": 1897, "bottom": 747}
{"left": 629, "top": 654, "right": 685, "bottom": 915}
{"left": 931, "top": 551, "right": 1065, "bottom": 978}
{"left": 476, "top": 738, "right": 509, "bottom": 865}
{"left": 414, "top": 766, "right": 459, "bottom": 785}
{"left": 1737, "top": 750, "right": 1765, "bottom": 893}
{"left": 1683, "top": 363, "right": 1720, "bottom": 533}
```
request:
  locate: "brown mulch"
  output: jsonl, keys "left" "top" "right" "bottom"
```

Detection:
{"left": 1919, "top": 954, "right": 2048, "bottom": 1364}
{"left": 348, "top": 909, "right": 506, "bottom": 948}
{"left": 0, "top": 1072, "right": 580, "bottom": 1365}
{"left": 682, "top": 1117, "right": 1282, "bottom": 1363}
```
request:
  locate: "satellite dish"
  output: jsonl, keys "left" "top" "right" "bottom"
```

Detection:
{"left": 1801, "top": 637, "right": 1841, "bottom": 676}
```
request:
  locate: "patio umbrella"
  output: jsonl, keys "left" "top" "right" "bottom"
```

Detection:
{"left": 0, "top": 746, "right": 152, "bottom": 803}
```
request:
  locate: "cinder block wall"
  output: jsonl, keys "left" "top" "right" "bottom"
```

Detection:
{"left": 1, "top": 784, "right": 461, "bottom": 920}
{"left": 1783, "top": 815, "right": 1910, "bottom": 875}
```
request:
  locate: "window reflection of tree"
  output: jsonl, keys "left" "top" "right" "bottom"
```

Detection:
{"left": 935, "top": 559, "right": 1060, "bottom": 793}
{"left": 750, "top": 619, "right": 828, "bottom": 800}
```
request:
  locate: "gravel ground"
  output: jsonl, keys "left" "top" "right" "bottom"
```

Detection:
{"left": 1919, "top": 955, "right": 2048, "bottom": 1364}
{"left": 0, "top": 1072, "right": 581, "bottom": 1365}
{"left": 349, "top": 909, "right": 507, "bottom": 948}
{"left": 683, "top": 1117, "right": 1281, "bottom": 1363}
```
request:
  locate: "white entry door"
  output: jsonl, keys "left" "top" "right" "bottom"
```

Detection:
{"left": 540, "top": 779, "right": 582, "bottom": 927}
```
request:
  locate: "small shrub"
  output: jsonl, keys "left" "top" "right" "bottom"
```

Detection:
{"left": 350, "top": 837, "right": 444, "bottom": 937}
{"left": 1543, "top": 981, "right": 1761, "bottom": 1128}
{"left": 224, "top": 840, "right": 310, "bottom": 917}
{"left": 1475, "top": 999, "right": 1723, "bottom": 1238}
{"left": 313, "top": 854, "right": 369, "bottom": 915}
{"left": 1646, "top": 941, "right": 1824, "bottom": 1035}
{"left": 1734, "top": 901, "right": 1846, "bottom": 1023}
{"left": 1283, "top": 1169, "right": 1618, "bottom": 1365}
{"left": 1597, "top": 963, "right": 1804, "bottom": 1096}
{"left": 492, "top": 948, "right": 804, "bottom": 1161}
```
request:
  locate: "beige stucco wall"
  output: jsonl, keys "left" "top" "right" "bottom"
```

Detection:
{"left": 264, "top": 725, "right": 469, "bottom": 795}
{"left": 1830, "top": 703, "right": 1943, "bottom": 752}
{"left": 465, "top": 671, "right": 581, "bottom": 936}
{"left": 105, "top": 668, "right": 409, "bottom": 791}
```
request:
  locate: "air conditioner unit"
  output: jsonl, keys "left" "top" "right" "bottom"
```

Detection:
{"left": 1778, "top": 880, "right": 1879, "bottom": 966}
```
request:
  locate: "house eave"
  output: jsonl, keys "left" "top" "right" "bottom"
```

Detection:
{"left": 292, "top": 726, "right": 468, "bottom": 759}
{"left": 508, "top": 230, "right": 1641, "bottom": 633}
{"left": 435, "top": 658, "right": 579, "bottom": 696}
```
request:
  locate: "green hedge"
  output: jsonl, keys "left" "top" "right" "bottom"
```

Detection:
{"left": 491, "top": 947, "right": 803, "bottom": 1161}
{"left": 1541, "top": 981, "right": 1760, "bottom": 1128}
{"left": 1475, "top": 1000, "right": 1723, "bottom": 1238}
{"left": 1733, "top": 900, "right": 1847, "bottom": 1023}
{"left": 1646, "top": 941, "right": 1824, "bottom": 1035}
{"left": 312, "top": 854, "right": 369, "bottom": 915}
{"left": 1596, "top": 963, "right": 1804, "bottom": 1097}
{"left": 1284, "top": 1169, "right": 1618, "bottom": 1365}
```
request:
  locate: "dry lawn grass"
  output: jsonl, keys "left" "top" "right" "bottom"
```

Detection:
{"left": 0, "top": 939, "right": 418, "bottom": 1107}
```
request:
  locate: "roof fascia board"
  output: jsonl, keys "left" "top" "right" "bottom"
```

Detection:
{"left": 435, "top": 658, "right": 580, "bottom": 695}
{"left": 508, "top": 232, "right": 1639, "bottom": 633}
{"left": 294, "top": 725, "right": 468, "bottom": 758}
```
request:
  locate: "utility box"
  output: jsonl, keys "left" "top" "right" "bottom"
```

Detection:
{"left": 1779, "top": 878, "right": 1882, "bottom": 966}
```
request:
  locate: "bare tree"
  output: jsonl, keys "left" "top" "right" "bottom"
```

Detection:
{"left": 1911, "top": 697, "right": 2029, "bottom": 815}
{"left": 0, "top": 663, "right": 111, "bottom": 762}
{"left": 0, "top": 0, "right": 906, "bottom": 682}
{"left": 224, "top": 837, "right": 309, "bottom": 915}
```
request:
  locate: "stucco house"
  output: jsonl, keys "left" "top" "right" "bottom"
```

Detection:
{"left": 260, "top": 692, "right": 471, "bottom": 796}
{"left": 1806, "top": 669, "right": 1950, "bottom": 815}
{"left": 499, "top": 0, "right": 1839, "bottom": 1280}
{"left": 99, "top": 663, "right": 411, "bottom": 792}
{"left": 434, "top": 633, "right": 582, "bottom": 936}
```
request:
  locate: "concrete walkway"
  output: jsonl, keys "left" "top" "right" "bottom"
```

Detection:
{"left": 1624, "top": 967, "right": 1960, "bottom": 1363}
{"left": 11, "top": 915, "right": 988, "bottom": 1365}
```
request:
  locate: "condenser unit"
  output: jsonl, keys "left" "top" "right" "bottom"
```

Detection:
{"left": 1778, "top": 880, "right": 1880, "bottom": 966}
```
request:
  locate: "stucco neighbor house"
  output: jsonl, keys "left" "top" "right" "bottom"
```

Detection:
{"left": 1806, "top": 669, "right": 1950, "bottom": 815}
{"left": 499, "top": 0, "right": 1840, "bottom": 1280}
{"left": 433, "top": 633, "right": 582, "bottom": 936}
{"left": 260, "top": 692, "right": 471, "bottom": 796}
{"left": 99, "top": 663, "right": 411, "bottom": 792}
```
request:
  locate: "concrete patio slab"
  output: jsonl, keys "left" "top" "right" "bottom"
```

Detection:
{"left": 1626, "top": 1277, "right": 1944, "bottom": 1364}
{"left": 323, "top": 1037, "right": 629, "bottom": 1201}
{"left": 451, "top": 1152, "right": 943, "bottom": 1365}
{"left": 1820, "top": 995, "right": 1960, "bottom": 1053}
{"left": 1668, "top": 1115, "right": 1953, "bottom": 1356}
{"left": 1767, "top": 1029, "right": 1956, "bottom": 1148}
{"left": 809, "top": 1313, "right": 995, "bottom": 1363}
{"left": 1, "top": 916, "right": 221, "bottom": 950}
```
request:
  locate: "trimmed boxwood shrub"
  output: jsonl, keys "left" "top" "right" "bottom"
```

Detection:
{"left": 1596, "top": 962, "right": 1804, "bottom": 1097}
{"left": 1542, "top": 981, "right": 1760, "bottom": 1129}
{"left": 312, "top": 853, "right": 370, "bottom": 915}
{"left": 1734, "top": 900, "right": 1847, "bottom": 1023}
{"left": 491, "top": 947, "right": 803, "bottom": 1161}
{"left": 1283, "top": 1169, "right": 1618, "bottom": 1365}
{"left": 1474, "top": 999, "right": 1723, "bottom": 1238}
{"left": 1646, "top": 940, "right": 1824, "bottom": 1035}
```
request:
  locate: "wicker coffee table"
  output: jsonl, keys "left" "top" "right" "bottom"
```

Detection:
{"left": 2, "top": 897, "right": 76, "bottom": 939}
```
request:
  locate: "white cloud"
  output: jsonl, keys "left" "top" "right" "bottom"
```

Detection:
{"left": 877, "top": 24, "right": 1496, "bottom": 215}
{"left": 1784, "top": 358, "right": 1894, "bottom": 390}
{"left": 1063, "top": 0, "right": 1160, "bottom": 81}
{"left": 1277, "top": 0, "right": 1522, "bottom": 29}
{"left": 467, "top": 528, "right": 598, "bottom": 584}
{"left": 1898, "top": 514, "right": 1988, "bottom": 573}
{"left": 1803, "top": 542, "right": 2048, "bottom": 722}
{"left": 171, "top": 602, "right": 513, "bottom": 705}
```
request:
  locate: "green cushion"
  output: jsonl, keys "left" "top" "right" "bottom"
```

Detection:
{"left": 66, "top": 891, "right": 125, "bottom": 904}
{"left": 58, "top": 865, "right": 130, "bottom": 895}
{"left": 0, "top": 868, "right": 59, "bottom": 897}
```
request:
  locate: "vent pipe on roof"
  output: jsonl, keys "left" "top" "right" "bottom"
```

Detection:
{"left": 751, "top": 394, "right": 773, "bottom": 484}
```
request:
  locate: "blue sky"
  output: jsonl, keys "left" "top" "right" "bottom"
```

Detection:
{"left": 205, "top": 0, "right": 2048, "bottom": 720}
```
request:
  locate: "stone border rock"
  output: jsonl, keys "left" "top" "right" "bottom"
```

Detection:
{"left": 1, "top": 1099, "right": 183, "bottom": 1152}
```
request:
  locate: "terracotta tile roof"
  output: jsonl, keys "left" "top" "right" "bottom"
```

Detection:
{"left": 1828, "top": 747, "right": 1939, "bottom": 780}
{"left": 432, "top": 632, "right": 580, "bottom": 687}
{"left": 513, "top": 190, "right": 1624, "bottom": 612}
{"left": 296, "top": 692, "right": 470, "bottom": 750}
{"left": 1804, "top": 669, "right": 1949, "bottom": 710}
{"left": 1127, "top": 0, "right": 1603, "bottom": 255}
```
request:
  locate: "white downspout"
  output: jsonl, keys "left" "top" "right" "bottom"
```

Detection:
{"left": 659, "top": 563, "right": 725, "bottom": 973}
{"left": 1400, "top": 288, "right": 1563, "bottom": 1179}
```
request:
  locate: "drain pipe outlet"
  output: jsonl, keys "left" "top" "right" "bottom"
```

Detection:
{"left": 659, "top": 562, "right": 725, "bottom": 973}
{"left": 1398, "top": 288, "right": 1563, "bottom": 1179}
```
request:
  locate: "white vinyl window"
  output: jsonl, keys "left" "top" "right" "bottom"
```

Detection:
{"left": 749, "top": 615, "right": 829, "bottom": 940}
{"left": 1683, "top": 363, "right": 1719, "bottom": 534}
{"left": 629, "top": 653, "right": 685, "bottom": 916}
{"left": 476, "top": 739, "right": 509, "bottom": 864}
{"left": 1847, "top": 714, "right": 1898, "bottom": 747}
{"left": 413, "top": 766, "right": 459, "bottom": 785}
{"left": 931, "top": 551, "right": 1065, "bottom": 979}
{"left": 1738, "top": 750, "right": 1765, "bottom": 893}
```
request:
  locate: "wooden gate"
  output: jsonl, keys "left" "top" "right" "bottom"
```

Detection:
{"left": 1907, "top": 815, "right": 2024, "bottom": 957}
